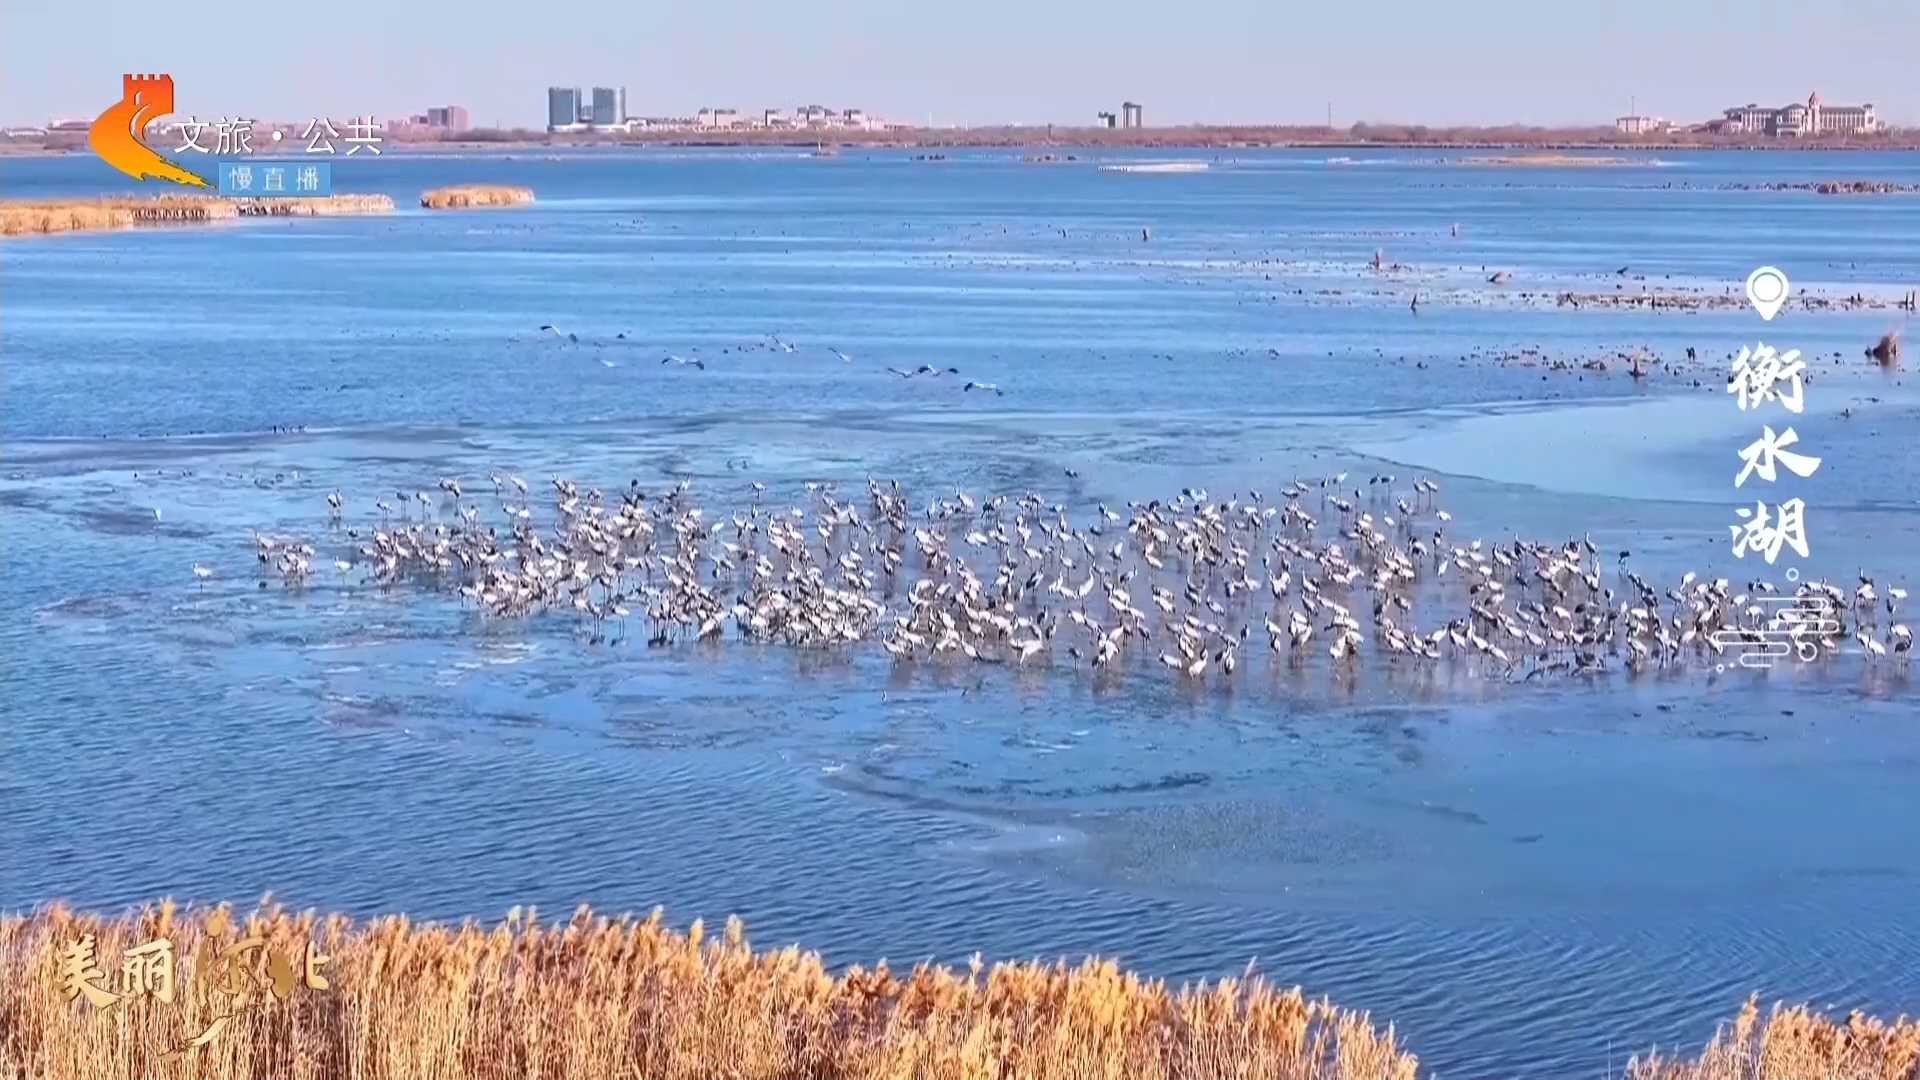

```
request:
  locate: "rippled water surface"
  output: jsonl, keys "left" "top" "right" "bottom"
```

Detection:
{"left": 4, "top": 148, "right": 1917, "bottom": 1079}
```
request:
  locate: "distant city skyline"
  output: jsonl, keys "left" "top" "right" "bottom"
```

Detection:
{"left": 5, "top": 0, "right": 1917, "bottom": 129}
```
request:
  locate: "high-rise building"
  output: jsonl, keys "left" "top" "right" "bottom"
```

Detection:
{"left": 425, "top": 106, "right": 471, "bottom": 132}
{"left": 591, "top": 87, "right": 620, "bottom": 126}
{"left": 548, "top": 87, "right": 582, "bottom": 130}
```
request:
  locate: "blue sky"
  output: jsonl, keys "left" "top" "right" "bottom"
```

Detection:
{"left": 5, "top": 0, "right": 1916, "bottom": 128}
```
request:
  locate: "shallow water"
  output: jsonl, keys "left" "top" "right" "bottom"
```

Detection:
{"left": 3, "top": 148, "right": 1917, "bottom": 1079}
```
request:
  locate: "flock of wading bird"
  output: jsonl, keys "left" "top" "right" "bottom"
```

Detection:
{"left": 220, "top": 469, "right": 1914, "bottom": 682}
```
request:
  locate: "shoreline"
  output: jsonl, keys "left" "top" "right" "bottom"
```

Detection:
{"left": 8, "top": 130, "right": 1920, "bottom": 157}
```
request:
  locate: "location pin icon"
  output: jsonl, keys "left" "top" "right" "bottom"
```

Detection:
{"left": 1746, "top": 266, "right": 1790, "bottom": 321}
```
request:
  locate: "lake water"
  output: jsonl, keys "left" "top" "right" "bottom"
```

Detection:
{"left": 3, "top": 147, "right": 1917, "bottom": 1079}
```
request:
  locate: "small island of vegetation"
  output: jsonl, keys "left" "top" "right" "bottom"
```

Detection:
{"left": 420, "top": 185, "right": 535, "bottom": 209}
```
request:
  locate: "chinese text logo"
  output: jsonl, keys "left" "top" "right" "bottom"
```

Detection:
{"left": 61, "top": 927, "right": 331, "bottom": 1051}
{"left": 89, "top": 74, "right": 210, "bottom": 189}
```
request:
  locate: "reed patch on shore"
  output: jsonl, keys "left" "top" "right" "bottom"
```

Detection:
{"left": 420, "top": 185, "right": 535, "bottom": 209}
{"left": 1627, "top": 995, "right": 1920, "bottom": 1080}
{"left": 0, "top": 195, "right": 394, "bottom": 236}
{"left": 2, "top": 900, "right": 1913, "bottom": 1080}
{"left": 0, "top": 202, "right": 136, "bottom": 235}
{"left": 0, "top": 899, "right": 1414, "bottom": 1080}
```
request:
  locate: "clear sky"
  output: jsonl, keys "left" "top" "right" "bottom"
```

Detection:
{"left": 5, "top": 0, "right": 1916, "bottom": 129}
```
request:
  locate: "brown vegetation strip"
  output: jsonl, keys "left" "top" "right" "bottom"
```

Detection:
{"left": 0, "top": 900, "right": 1414, "bottom": 1080}
{"left": 0, "top": 195, "right": 394, "bottom": 236}
{"left": 1626, "top": 995, "right": 1919, "bottom": 1080}
{"left": 1, "top": 900, "right": 1913, "bottom": 1079}
{"left": 1455, "top": 154, "right": 1647, "bottom": 167}
{"left": 1721, "top": 180, "right": 1920, "bottom": 195}
{"left": 420, "top": 185, "right": 535, "bottom": 209}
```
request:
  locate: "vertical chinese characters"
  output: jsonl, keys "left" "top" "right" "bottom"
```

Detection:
{"left": 1726, "top": 342, "right": 1819, "bottom": 563}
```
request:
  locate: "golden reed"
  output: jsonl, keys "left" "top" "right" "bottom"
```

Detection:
{"left": 1625, "top": 995, "right": 1919, "bottom": 1080}
{"left": 419, "top": 186, "right": 535, "bottom": 210}
{"left": 1, "top": 898, "right": 1413, "bottom": 1080}
{"left": 0, "top": 195, "right": 395, "bottom": 236}
{"left": 1, "top": 899, "right": 1912, "bottom": 1079}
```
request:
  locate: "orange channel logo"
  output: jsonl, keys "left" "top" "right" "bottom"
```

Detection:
{"left": 90, "top": 74, "right": 210, "bottom": 188}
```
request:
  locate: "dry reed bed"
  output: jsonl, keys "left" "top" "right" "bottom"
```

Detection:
{"left": 1626, "top": 995, "right": 1919, "bottom": 1080}
{"left": 236, "top": 194, "right": 394, "bottom": 218}
{"left": 0, "top": 195, "right": 394, "bottom": 236}
{"left": 0, "top": 201, "right": 137, "bottom": 235}
{"left": 2, "top": 902, "right": 1913, "bottom": 1080}
{"left": 420, "top": 185, "right": 535, "bottom": 209}
{"left": 0, "top": 900, "right": 1412, "bottom": 1080}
